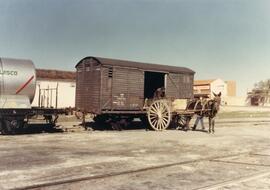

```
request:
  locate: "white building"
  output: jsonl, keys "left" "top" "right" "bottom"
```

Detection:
{"left": 193, "top": 78, "right": 228, "bottom": 98}
{"left": 194, "top": 79, "right": 248, "bottom": 106}
{"left": 32, "top": 69, "right": 76, "bottom": 108}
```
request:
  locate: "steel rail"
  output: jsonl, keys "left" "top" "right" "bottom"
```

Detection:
{"left": 9, "top": 152, "right": 249, "bottom": 190}
{"left": 194, "top": 170, "right": 270, "bottom": 190}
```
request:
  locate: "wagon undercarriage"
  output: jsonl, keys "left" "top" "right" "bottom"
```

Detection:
{"left": 0, "top": 108, "right": 63, "bottom": 135}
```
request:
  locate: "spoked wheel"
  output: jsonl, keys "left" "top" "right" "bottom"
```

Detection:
{"left": 147, "top": 100, "right": 171, "bottom": 131}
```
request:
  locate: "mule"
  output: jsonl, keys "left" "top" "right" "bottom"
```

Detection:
{"left": 204, "top": 92, "right": 221, "bottom": 133}
{"left": 186, "top": 92, "right": 221, "bottom": 133}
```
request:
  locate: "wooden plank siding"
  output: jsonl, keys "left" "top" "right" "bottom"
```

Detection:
{"left": 100, "top": 67, "right": 112, "bottom": 110}
{"left": 166, "top": 73, "right": 194, "bottom": 99}
{"left": 75, "top": 59, "right": 101, "bottom": 113}
{"left": 111, "top": 67, "right": 144, "bottom": 110}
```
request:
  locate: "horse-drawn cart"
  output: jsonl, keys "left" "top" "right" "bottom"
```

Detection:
{"left": 145, "top": 94, "right": 221, "bottom": 131}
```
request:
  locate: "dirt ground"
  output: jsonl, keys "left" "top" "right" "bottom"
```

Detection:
{"left": 1, "top": 116, "right": 270, "bottom": 190}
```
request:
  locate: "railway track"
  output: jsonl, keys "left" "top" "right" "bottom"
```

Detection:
{"left": 195, "top": 153, "right": 270, "bottom": 190}
{"left": 195, "top": 170, "right": 270, "bottom": 190}
{"left": 9, "top": 151, "right": 259, "bottom": 190}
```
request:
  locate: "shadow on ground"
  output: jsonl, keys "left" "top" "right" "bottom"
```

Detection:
{"left": 83, "top": 121, "right": 209, "bottom": 133}
{"left": 13, "top": 123, "right": 64, "bottom": 135}
{"left": 83, "top": 121, "right": 147, "bottom": 131}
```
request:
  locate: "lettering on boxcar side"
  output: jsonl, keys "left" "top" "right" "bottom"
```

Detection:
{"left": 113, "top": 94, "right": 126, "bottom": 106}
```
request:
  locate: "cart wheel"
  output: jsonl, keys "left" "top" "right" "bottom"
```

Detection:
{"left": 147, "top": 100, "right": 171, "bottom": 131}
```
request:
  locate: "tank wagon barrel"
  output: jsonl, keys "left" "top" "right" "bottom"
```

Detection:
{"left": 0, "top": 58, "right": 36, "bottom": 108}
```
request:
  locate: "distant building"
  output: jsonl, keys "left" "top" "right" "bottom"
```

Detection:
{"left": 194, "top": 79, "right": 242, "bottom": 105}
{"left": 31, "top": 69, "right": 76, "bottom": 108}
{"left": 226, "top": 81, "right": 236, "bottom": 96}
{"left": 193, "top": 79, "right": 228, "bottom": 98}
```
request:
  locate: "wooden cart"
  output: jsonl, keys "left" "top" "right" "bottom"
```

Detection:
{"left": 145, "top": 98, "right": 213, "bottom": 130}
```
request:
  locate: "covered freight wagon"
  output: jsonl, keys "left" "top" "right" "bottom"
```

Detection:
{"left": 75, "top": 56, "right": 195, "bottom": 130}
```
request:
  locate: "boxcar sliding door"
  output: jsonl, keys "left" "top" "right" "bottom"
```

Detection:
{"left": 102, "top": 67, "right": 144, "bottom": 111}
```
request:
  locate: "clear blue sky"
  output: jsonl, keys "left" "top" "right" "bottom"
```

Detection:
{"left": 0, "top": 0, "right": 270, "bottom": 96}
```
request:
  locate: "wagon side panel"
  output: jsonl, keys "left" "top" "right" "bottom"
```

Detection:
{"left": 166, "top": 73, "right": 194, "bottom": 99}
{"left": 111, "top": 67, "right": 144, "bottom": 110}
{"left": 166, "top": 73, "right": 181, "bottom": 99}
{"left": 75, "top": 59, "right": 101, "bottom": 113}
{"left": 186, "top": 74, "right": 194, "bottom": 98}
{"left": 127, "top": 69, "right": 144, "bottom": 110}
{"left": 178, "top": 73, "right": 194, "bottom": 99}
{"left": 100, "top": 66, "right": 113, "bottom": 110}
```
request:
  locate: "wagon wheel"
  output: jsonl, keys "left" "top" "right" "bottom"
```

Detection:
{"left": 147, "top": 100, "right": 171, "bottom": 131}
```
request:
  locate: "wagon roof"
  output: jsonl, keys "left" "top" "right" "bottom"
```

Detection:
{"left": 76, "top": 56, "right": 195, "bottom": 74}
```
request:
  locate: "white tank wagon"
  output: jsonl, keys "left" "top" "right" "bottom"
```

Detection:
{"left": 0, "top": 58, "right": 36, "bottom": 108}
{"left": 0, "top": 58, "right": 63, "bottom": 135}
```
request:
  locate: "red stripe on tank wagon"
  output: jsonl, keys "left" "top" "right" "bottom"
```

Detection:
{"left": 15, "top": 75, "right": 35, "bottom": 94}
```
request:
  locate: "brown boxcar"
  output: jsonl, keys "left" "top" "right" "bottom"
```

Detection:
{"left": 75, "top": 56, "right": 195, "bottom": 129}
